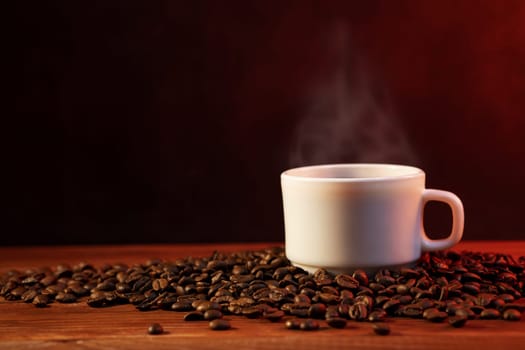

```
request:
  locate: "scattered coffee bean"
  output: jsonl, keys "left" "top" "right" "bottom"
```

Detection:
{"left": 147, "top": 323, "right": 164, "bottom": 335}
{"left": 209, "top": 319, "right": 231, "bottom": 330}
{"left": 326, "top": 317, "right": 347, "bottom": 328}
{"left": 1, "top": 247, "right": 524, "bottom": 333}
{"left": 372, "top": 323, "right": 391, "bottom": 335}
{"left": 299, "top": 319, "right": 320, "bottom": 331}
{"left": 285, "top": 318, "right": 301, "bottom": 330}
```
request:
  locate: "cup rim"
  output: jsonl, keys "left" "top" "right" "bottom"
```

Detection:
{"left": 281, "top": 163, "right": 424, "bottom": 183}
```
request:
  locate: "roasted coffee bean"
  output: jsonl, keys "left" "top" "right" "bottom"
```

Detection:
{"left": 8, "top": 286, "right": 27, "bottom": 300}
{"left": 372, "top": 323, "right": 391, "bottom": 335}
{"left": 264, "top": 310, "right": 285, "bottom": 322}
{"left": 448, "top": 315, "right": 468, "bottom": 328}
{"left": 462, "top": 283, "right": 480, "bottom": 295}
{"left": 480, "top": 309, "right": 501, "bottom": 320}
{"left": 285, "top": 318, "right": 301, "bottom": 330}
{"left": 308, "top": 303, "right": 327, "bottom": 319}
{"left": 349, "top": 303, "right": 368, "bottom": 321}
{"left": 325, "top": 305, "right": 340, "bottom": 319}
{"left": 477, "top": 293, "right": 496, "bottom": 307}
{"left": 490, "top": 298, "right": 505, "bottom": 309}
{"left": 32, "top": 294, "right": 50, "bottom": 307}
{"left": 425, "top": 310, "right": 448, "bottom": 323}
{"left": 340, "top": 289, "right": 354, "bottom": 300}
{"left": 337, "top": 303, "right": 350, "bottom": 317}
{"left": 397, "top": 295, "right": 414, "bottom": 305}
{"left": 207, "top": 260, "right": 229, "bottom": 271}
{"left": 375, "top": 296, "right": 390, "bottom": 308}
{"left": 462, "top": 272, "right": 482, "bottom": 283}
{"left": 326, "top": 317, "right": 347, "bottom": 328}
{"left": 415, "top": 277, "right": 431, "bottom": 290}
{"left": 86, "top": 294, "right": 106, "bottom": 307}
{"left": 352, "top": 270, "right": 369, "bottom": 285}
{"left": 317, "top": 292, "right": 339, "bottom": 304}
{"left": 354, "top": 295, "right": 374, "bottom": 311}
{"left": 1, "top": 246, "right": 524, "bottom": 332}
{"left": 184, "top": 311, "right": 204, "bottom": 321}
{"left": 289, "top": 308, "right": 309, "bottom": 318}
{"left": 299, "top": 319, "right": 320, "bottom": 331}
{"left": 498, "top": 294, "right": 515, "bottom": 303}
{"left": 396, "top": 284, "right": 410, "bottom": 295}
{"left": 152, "top": 279, "right": 169, "bottom": 291}
{"left": 299, "top": 287, "right": 315, "bottom": 298}
{"left": 502, "top": 309, "right": 521, "bottom": 321}
{"left": 335, "top": 274, "right": 359, "bottom": 289}
{"left": 147, "top": 323, "right": 164, "bottom": 335}
{"left": 196, "top": 301, "right": 221, "bottom": 312}
{"left": 242, "top": 306, "right": 264, "bottom": 318}
{"left": 400, "top": 268, "right": 419, "bottom": 278}
{"left": 204, "top": 309, "right": 223, "bottom": 320}
{"left": 382, "top": 299, "right": 401, "bottom": 314}
{"left": 171, "top": 301, "right": 193, "bottom": 312}
{"left": 376, "top": 275, "right": 396, "bottom": 287}
{"left": 67, "top": 284, "right": 90, "bottom": 297}
{"left": 469, "top": 305, "right": 485, "bottom": 315}
{"left": 368, "top": 309, "right": 388, "bottom": 322}
{"left": 415, "top": 291, "right": 433, "bottom": 300}
{"left": 423, "top": 307, "right": 440, "bottom": 319}
{"left": 209, "top": 319, "right": 231, "bottom": 330}
{"left": 55, "top": 292, "right": 77, "bottom": 303}
{"left": 501, "top": 303, "right": 525, "bottom": 312}
{"left": 21, "top": 275, "right": 41, "bottom": 286}
{"left": 294, "top": 294, "right": 311, "bottom": 304}
{"left": 401, "top": 306, "right": 423, "bottom": 318}
{"left": 321, "top": 286, "right": 339, "bottom": 295}
{"left": 356, "top": 287, "right": 374, "bottom": 296}
{"left": 369, "top": 283, "right": 385, "bottom": 293}
{"left": 455, "top": 308, "right": 476, "bottom": 320}
{"left": 21, "top": 289, "right": 38, "bottom": 303}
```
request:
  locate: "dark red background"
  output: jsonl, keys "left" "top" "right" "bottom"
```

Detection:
{"left": 6, "top": 1, "right": 525, "bottom": 244}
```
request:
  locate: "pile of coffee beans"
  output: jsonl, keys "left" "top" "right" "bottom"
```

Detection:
{"left": 1, "top": 247, "right": 524, "bottom": 333}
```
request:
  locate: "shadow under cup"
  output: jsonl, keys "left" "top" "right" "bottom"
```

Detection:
{"left": 280, "top": 164, "right": 464, "bottom": 274}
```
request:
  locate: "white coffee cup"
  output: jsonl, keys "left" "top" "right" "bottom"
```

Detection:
{"left": 281, "top": 163, "right": 464, "bottom": 273}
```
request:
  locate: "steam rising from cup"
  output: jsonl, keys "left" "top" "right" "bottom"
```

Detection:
{"left": 289, "top": 22, "right": 417, "bottom": 167}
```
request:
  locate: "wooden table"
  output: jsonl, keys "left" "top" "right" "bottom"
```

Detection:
{"left": 0, "top": 241, "right": 524, "bottom": 350}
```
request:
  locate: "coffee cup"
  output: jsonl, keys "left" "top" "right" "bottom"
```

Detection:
{"left": 281, "top": 163, "right": 464, "bottom": 273}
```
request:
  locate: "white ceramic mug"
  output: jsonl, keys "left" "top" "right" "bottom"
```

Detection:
{"left": 281, "top": 164, "right": 464, "bottom": 273}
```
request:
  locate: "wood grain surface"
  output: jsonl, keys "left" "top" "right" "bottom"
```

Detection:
{"left": 0, "top": 241, "right": 524, "bottom": 350}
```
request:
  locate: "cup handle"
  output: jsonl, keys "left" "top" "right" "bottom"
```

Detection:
{"left": 420, "top": 189, "right": 464, "bottom": 251}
